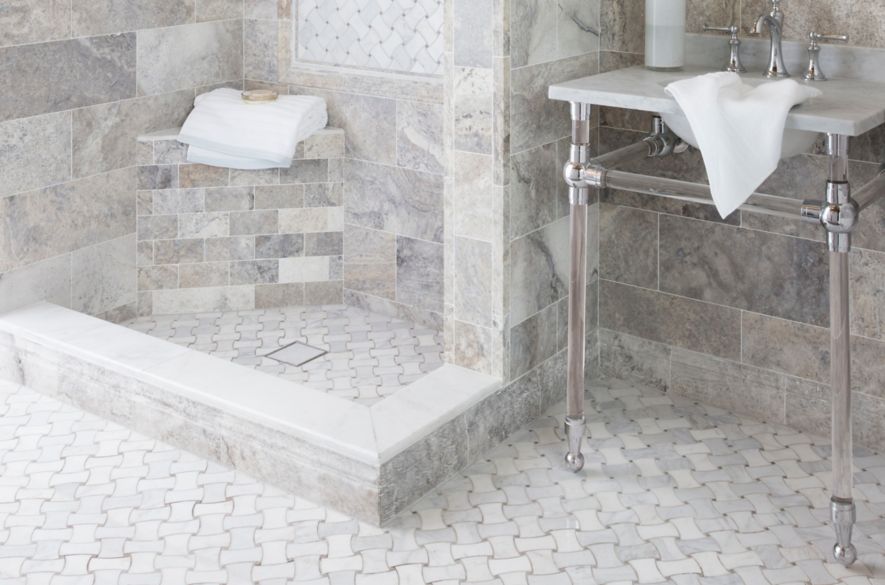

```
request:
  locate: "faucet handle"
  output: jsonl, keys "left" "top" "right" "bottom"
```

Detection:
{"left": 804, "top": 32, "right": 849, "bottom": 81}
{"left": 703, "top": 25, "right": 747, "bottom": 73}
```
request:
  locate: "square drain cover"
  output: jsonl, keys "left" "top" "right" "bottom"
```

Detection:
{"left": 267, "top": 341, "right": 327, "bottom": 366}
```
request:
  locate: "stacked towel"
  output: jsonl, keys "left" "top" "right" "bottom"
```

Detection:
{"left": 665, "top": 72, "right": 820, "bottom": 218}
{"left": 178, "top": 89, "right": 328, "bottom": 170}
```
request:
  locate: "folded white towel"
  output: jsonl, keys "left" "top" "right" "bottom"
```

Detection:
{"left": 665, "top": 72, "right": 821, "bottom": 218}
{"left": 178, "top": 88, "right": 328, "bottom": 170}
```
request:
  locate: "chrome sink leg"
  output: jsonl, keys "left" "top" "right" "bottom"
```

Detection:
{"left": 826, "top": 134, "right": 857, "bottom": 567}
{"left": 563, "top": 102, "right": 592, "bottom": 472}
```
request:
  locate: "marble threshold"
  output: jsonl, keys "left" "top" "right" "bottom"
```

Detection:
{"left": 0, "top": 302, "right": 501, "bottom": 525}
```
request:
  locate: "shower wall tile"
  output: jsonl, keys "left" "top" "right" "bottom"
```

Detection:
{"left": 72, "top": 0, "right": 194, "bottom": 36}
{"left": 137, "top": 20, "right": 243, "bottom": 96}
{"left": 659, "top": 215, "right": 830, "bottom": 327}
{"left": 453, "top": 67, "right": 494, "bottom": 154}
{"left": 0, "top": 112, "right": 72, "bottom": 198}
{"left": 599, "top": 280, "right": 742, "bottom": 360}
{"left": 0, "top": 168, "right": 135, "bottom": 274}
{"left": 0, "top": 0, "right": 70, "bottom": 47}
{"left": 396, "top": 101, "right": 446, "bottom": 176}
{"left": 598, "top": 329, "right": 671, "bottom": 391}
{"left": 600, "top": 0, "right": 644, "bottom": 53}
{"left": 510, "top": 301, "right": 558, "bottom": 379}
{"left": 396, "top": 237, "right": 445, "bottom": 314}
{"left": 197, "top": 0, "right": 244, "bottom": 21}
{"left": 0, "top": 34, "right": 136, "bottom": 121}
{"left": 850, "top": 248, "right": 885, "bottom": 342}
{"left": 453, "top": 0, "right": 494, "bottom": 68}
{"left": 244, "top": 19, "right": 280, "bottom": 82}
{"left": 510, "top": 216, "right": 570, "bottom": 325}
{"left": 0, "top": 255, "right": 72, "bottom": 315}
{"left": 510, "top": 143, "right": 561, "bottom": 239}
{"left": 343, "top": 226, "right": 396, "bottom": 301}
{"left": 454, "top": 237, "right": 493, "bottom": 327}
{"left": 511, "top": 0, "right": 600, "bottom": 68}
{"left": 71, "top": 234, "right": 137, "bottom": 315}
{"left": 599, "top": 204, "right": 658, "bottom": 289}
{"left": 72, "top": 91, "right": 193, "bottom": 179}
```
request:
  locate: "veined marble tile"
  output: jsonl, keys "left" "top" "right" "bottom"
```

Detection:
{"left": 510, "top": 301, "right": 558, "bottom": 379}
{"left": 0, "top": 111, "right": 71, "bottom": 198}
{"left": 453, "top": 67, "right": 494, "bottom": 154}
{"left": 396, "top": 101, "right": 445, "bottom": 176}
{"left": 510, "top": 142, "right": 561, "bottom": 239}
{"left": 0, "top": 34, "right": 136, "bottom": 121}
{"left": 510, "top": 216, "right": 570, "bottom": 325}
{"left": 395, "top": 237, "right": 444, "bottom": 314}
{"left": 599, "top": 203, "right": 658, "bottom": 289}
{"left": 510, "top": 0, "right": 557, "bottom": 68}
{"left": 453, "top": 236, "right": 492, "bottom": 327}
{"left": 71, "top": 234, "right": 137, "bottom": 316}
{"left": 557, "top": 0, "right": 600, "bottom": 58}
{"left": 0, "top": 0, "right": 70, "bottom": 46}
{"left": 137, "top": 20, "right": 243, "bottom": 96}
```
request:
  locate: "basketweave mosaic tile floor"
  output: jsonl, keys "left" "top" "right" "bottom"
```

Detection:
{"left": 0, "top": 377, "right": 883, "bottom": 584}
{"left": 124, "top": 305, "right": 445, "bottom": 405}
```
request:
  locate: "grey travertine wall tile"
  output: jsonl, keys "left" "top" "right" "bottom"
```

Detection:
{"left": 255, "top": 234, "right": 304, "bottom": 259}
{"left": 179, "top": 164, "right": 230, "bottom": 188}
{"left": 305, "top": 232, "right": 342, "bottom": 256}
{"left": 454, "top": 237, "right": 493, "bottom": 327}
{"left": 154, "top": 239, "right": 205, "bottom": 265}
{"left": 255, "top": 185, "right": 304, "bottom": 209}
{"left": 598, "top": 329, "right": 671, "bottom": 391}
{"left": 178, "top": 212, "right": 229, "bottom": 239}
{"left": 152, "top": 285, "right": 255, "bottom": 314}
{"left": 205, "top": 237, "right": 255, "bottom": 262}
{"left": 138, "top": 166, "right": 179, "bottom": 191}
{"left": 510, "top": 143, "right": 561, "bottom": 238}
{"left": 72, "top": 0, "right": 193, "bottom": 36}
{"left": 0, "top": 168, "right": 135, "bottom": 273}
{"left": 599, "top": 204, "right": 658, "bottom": 289}
{"left": 343, "top": 226, "right": 395, "bottom": 300}
{"left": 850, "top": 248, "right": 885, "bottom": 342}
{"left": 0, "top": 112, "right": 71, "bottom": 198}
{"left": 138, "top": 215, "right": 178, "bottom": 241}
{"left": 0, "top": 0, "right": 70, "bottom": 47}
{"left": 71, "top": 234, "right": 136, "bottom": 315}
{"left": 305, "top": 281, "right": 343, "bottom": 305}
{"left": 0, "top": 254, "right": 71, "bottom": 314}
{"left": 557, "top": 0, "right": 600, "bottom": 58}
{"left": 659, "top": 214, "right": 830, "bottom": 326}
{"left": 280, "top": 160, "right": 329, "bottom": 185}
{"left": 453, "top": 67, "right": 494, "bottom": 154}
{"left": 256, "top": 283, "right": 304, "bottom": 308}
{"left": 670, "top": 349, "right": 786, "bottom": 423}
{"left": 137, "top": 20, "right": 243, "bottom": 96}
{"left": 204, "top": 187, "right": 255, "bottom": 212}
{"left": 396, "top": 237, "right": 444, "bottom": 313}
{"left": 231, "top": 260, "right": 279, "bottom": 285}
{"left": 510, "top": 302, "right": 558, "bottom": 379}
{"left": 229, "top": 210, "right": 279, "bottom": 235}
{"left": 138, "top": 266, "right": 179, "bottom": 291}
{"left": 244, "top": 19, "right": 279, "bottom": 82}
{"left": 600, "top": 280, "right": 742, "bottom": 360}
{"left": 600, "top": 0, "right": 644, "bottom": 53}
{"left": 453, "top": 0, "right": 494, "bottom": 68}
{"left": 197, "top": 0, "right": 244, "bottom": 21}
{"left": 511, "top": 0, "right": 557, "bottom": 68}
{"left": 510, "top": 216, "right": 570, "bottom": 324}
{"left": 180, "top": 262, "right": 229, "bottom": 288}
{"left": 0, "top": 34, "right": 136, "bottom": 121}
{"left": 72, "top": 92, "right": 192, "bottom": 178}
{"left": 397, "top": 101, "right": 446, "bottom": 175}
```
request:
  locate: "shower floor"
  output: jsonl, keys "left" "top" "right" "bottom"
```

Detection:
{"left": 125, "top": 305, "right": 445, "bottom": 405}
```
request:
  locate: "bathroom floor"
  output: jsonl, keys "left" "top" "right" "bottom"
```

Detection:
{"left": 124, "top": 305, "right": 444, "bottom": 405}
{"left": 1, "top": 378, "right": 883, "bottom": 585}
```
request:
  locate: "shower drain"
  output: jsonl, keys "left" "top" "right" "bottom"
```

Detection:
{"left": 266, "top": 341, "right": 327, "bottom": 367}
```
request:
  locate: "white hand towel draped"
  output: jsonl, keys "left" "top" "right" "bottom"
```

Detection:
{"left": 177, "top": 89, "right": 328, "bottom": 170}
{"left": 665, "top": 72, "right": 821, "bottom": 218}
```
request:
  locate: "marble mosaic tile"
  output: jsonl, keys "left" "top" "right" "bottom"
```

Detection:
{"left": 0, "top": 111, "right": 71, "bottom": 198}
{"left": 136, "top": 20, "right": 243, "bottom": 96}
{"left": 0, "top": 34, "right": 136, "bottom": 121}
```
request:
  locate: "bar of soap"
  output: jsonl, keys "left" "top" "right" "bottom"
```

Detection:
{"left": 241, "top": 89, "right": 279, "bottom": 103}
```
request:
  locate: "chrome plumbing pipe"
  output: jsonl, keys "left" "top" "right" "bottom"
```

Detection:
{"left": 826, "top": 134, "right": 858, "bottom": 567}
{"left": 563, "top": 102, "right": 591, "bottom": 472}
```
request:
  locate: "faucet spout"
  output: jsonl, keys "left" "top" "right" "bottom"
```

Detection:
{"left": 754, "top": 12, "right": 790, "bottom": 78}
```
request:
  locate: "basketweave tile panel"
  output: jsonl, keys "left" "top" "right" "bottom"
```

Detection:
{"left": 0, "top": 377, "right": 884, "bottom": 584}
{"left": 295, "top": 0, "right": 444, "bottom": 76}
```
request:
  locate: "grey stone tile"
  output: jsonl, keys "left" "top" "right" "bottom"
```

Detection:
{"left": 152, "top": 189, "right": 205, "bottom": 214}
{"left": 510, "top": 143, "right": 562, "bottom": 239}
{"left": 510, "top": 216, "right": 570, "bottom": 324}
{"left": 138, "top": 166, "right": 179, "bottom": 190}
{"left": 511, "top": 0, "right": 557, "bottom": 68}
{"left": 305, "top": 232, "right": 343, "bottom": 257}
{"left": 0, "top": 34, "right": 136, "bottom": 121}
{"left": 230, "top": 210, "right": 279, "bottom": 235}
{"left": 670, "top": 349, "right": 787, "bottom": 424}
{"left": 510, "top": 53, "right": 597, "bottom": 153}
{"left": 557, "top": 0, "right": 601, "bottom": 58}
{"left": 850, "top": 0, "right": 885, "bottom": 47}
{"left": 178, "top": 212, "right": 230, "bottom": 239}
{"left": 598, "top": 329, "right": 671, "bottom": 391}
{"left": 255, "top": 185, "right": 304, "bottom": 209}
{"left": 304, "top": 184, "right": 342, "bottom": 208}
{"left": 599, "top": 204, "right": 658, "bottom": 289}
{"left": 244, "top": 19, "right": 279, "bottom": 82}
{"left": 453, "top": 67, "right": 493, "bottom": 154}
{"left": 197, "top": 0, "right": 244, "bottom": 21}
{"left": 396, "top": 101, "right": 445, "bottom": 175}
{"left": 453, "top": 320, "right": 494, "bottom": 375}
{"left": 510, "top": 302, "right": 558, "bottom": 379}
{"left": 204, "top": 187, "right": 255, "bottom": 212}
{"left": 453, "top": 0, "right": 493, "bottom": 67}
{"left": 850, "top": 248, "right": 885, "bottom": 342}
{"left": 305, "top": 281, "right": 343, "bottom": 305}
{"left": 741, "top": 0, "right": 849, "bottom": 44}
{"left": 454, "top": 236, "right": 492, "bottom": 328}
{"left": 138, "top": 215, "right": 178, "bottom": 241}
{"left": 244, "top": 0, "right": 280, "bottom": 19}
{"left": 0, "top": 254, "right": 71, "bottom": 314}
{"left": 396, "top": 237, "right": 444, "bottom": 314}
{"left": 205, "top": 236, "right": 255, "bottom": 262}
{"left": 600, "top": 280, "right": 742, "bottom": 360}
{"left": 137, "top": 265, "right": 179, "bottom": 291}
{"left": 600, "top": 0, "right": 644, "bottom": 53}
{"left": 72, "top": 0, "right": 193, "bottom": 36}
{"left": 0, "top": 111, "right": 71, "bottom": 198}
{"left": 452, "top": 151, "right": 496, "bottom": 241}
{"left": 71, "top": 234, "right": 136, "bottom": 316}
{"left": 231, "top": 260, "right": 279, "bottom": 285}
{"left": 0, "top": 0, "right": 70, "bottom": 46}
{"left": 179, "top": 262, "right": 230, "bottom": 288}
{"left": 256, "top": 234, "right": 304, "bottom": 259}
{"left": 137, "top": 20, "right": 243, "bottom": 96}
{"left": 230, "top": 168, "right": 279, "bottom": 187}
{"left": 154, "top": 239, "right": 205, "bottom": 265}
{"left": 152, "top": 285, "right": 255, "bottom": 313}
{"left": 255, "top": 283, "right": 304, "bottom": 308}
{"left": 659, "top": 214, "right": 830, "bottom": 327}
{"left": 345, "top": 160, "right": 444, "bottom": 243}
{"left": 0, "top": 168, "right": 135, "bottom": 273}
{"left": 180, "top": 164, "right": 230, "bottom": 188}
{"left": 280, "top": 160, "right": 328, "bottom": 184}
{"left": 343, "top": 226, "right": 395, "bottom": 300}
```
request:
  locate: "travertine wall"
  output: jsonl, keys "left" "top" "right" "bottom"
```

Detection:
{"left": 595, "top": 0, "right": 885, "bottom": 449}
{"left": 0, "top": 1, "right": 244, "bottom": 321}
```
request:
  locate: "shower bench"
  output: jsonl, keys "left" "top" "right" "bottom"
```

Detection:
{"left": 549, "top": 66, "right": 885, "bottom": 567}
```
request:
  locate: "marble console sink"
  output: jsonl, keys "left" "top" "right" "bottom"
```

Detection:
{"left": 549, "top": 66, "right": 885, "bottom": 139}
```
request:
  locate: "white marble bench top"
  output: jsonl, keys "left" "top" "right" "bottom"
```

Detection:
{"left": 549, "top": 66, "right": 885, "bottom": 137}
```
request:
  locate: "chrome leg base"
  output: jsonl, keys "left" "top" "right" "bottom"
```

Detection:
{"left": 831, "top": 498, "right": 857, "bottom": 566}
{"left": 564, "top": 416, "right": 586, "bottom": 472}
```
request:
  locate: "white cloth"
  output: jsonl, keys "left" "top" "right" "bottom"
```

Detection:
{"left": 178, "top": 89, "right": 328, "bottom": 170}
{"left": 665, "top": 72, "right": 821, "bottom": 218}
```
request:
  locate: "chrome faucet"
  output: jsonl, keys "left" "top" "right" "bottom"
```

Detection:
{"left": 753, "top": 0, "right": 790, "bottom": 78}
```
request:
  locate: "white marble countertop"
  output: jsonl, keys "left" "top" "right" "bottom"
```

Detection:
{"left": 549, "top": 66, "right": 885, "bottom": 137}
